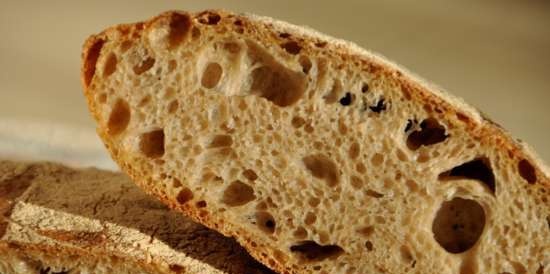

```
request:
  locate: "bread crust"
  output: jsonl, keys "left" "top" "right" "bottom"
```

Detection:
{"left": 0, "top": 160, "right": 273, "bottom": 274}
{"left": 81, "top": 10, "right": 550, "bottom": 274}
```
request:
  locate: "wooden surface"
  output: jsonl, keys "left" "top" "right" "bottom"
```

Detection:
{"left": 1, "top": 0, "right": 549, "bottom": 162}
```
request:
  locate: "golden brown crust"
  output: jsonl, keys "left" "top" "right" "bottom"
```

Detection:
{"left": 82, "top": 10, "right": 550, "bottom": 274}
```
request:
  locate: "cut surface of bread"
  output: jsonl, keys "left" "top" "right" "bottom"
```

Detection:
{"left": 0, "top": 160, "right": 273, "bottom": 274}
{"left": 82, "top": 10, "right": 550, "bottom": 274}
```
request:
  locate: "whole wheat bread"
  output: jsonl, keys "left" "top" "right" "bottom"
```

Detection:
{"left": 0, "top": 160, "right": 273, "bottom": 274}
{"left": 81, "top": 10, "right": 549, "bottom": 274}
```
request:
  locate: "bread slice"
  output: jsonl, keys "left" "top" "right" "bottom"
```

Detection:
{"left": 0, "top": 160, "right": 273, "bottom": 274}
{"left": 81, "top": 10, "right": 550, "bottom": 274}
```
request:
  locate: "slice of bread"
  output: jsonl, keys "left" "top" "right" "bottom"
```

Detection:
{"left": 0, "top": 160, "right": 273, "bottom": 274}
{"left": 81, "top": 10, "right": 549, "bottom": 274}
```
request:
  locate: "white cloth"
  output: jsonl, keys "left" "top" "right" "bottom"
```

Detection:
{"left": 0, "top": 118, "right": 117, "bottom": 170}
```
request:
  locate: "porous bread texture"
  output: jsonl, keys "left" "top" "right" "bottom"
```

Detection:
{"left": 0, "top": 160, "right": 273, "bottom": 274}
{"left": 82, "top": 10, "right": 550, "bottom": 274}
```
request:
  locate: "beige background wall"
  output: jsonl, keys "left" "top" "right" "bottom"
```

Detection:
{"left": 1, "top": 0, "right": 549, "bottom": 163}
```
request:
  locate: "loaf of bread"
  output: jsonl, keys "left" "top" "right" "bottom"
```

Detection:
{"left": 0, "top": 160, "right": 273, "bottom": 274}
{"left": 81, "top": 10, "right": 549, "bottom": 274}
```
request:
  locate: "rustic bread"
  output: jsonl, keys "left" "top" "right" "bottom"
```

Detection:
{"left": 0, "top": 160, "right": 273, "bottom": 274}
{"left": 81, "top": 10, "right": 549, "bottom": 274}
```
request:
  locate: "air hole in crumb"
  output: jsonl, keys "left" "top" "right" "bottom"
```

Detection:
{"left": 98, "top": 93, "right": 107, "bottom": 103}
{"left": 223, "top": 42, "right": 241, "bottom": 54}
{"left": 371, "top": 153, "right": 384, "bottom": 166}
{"left": 324, "top": 79, "right": 342, "bottom": 104}
{"left": 196, "top": 200, "right": 207, "bottom": 208}
{"left": 456, "top": 112, "right": 470, "bottom": 123}
{"left": 406, "top": 180, "right": 418, "bottom": 191}
{"left": 356, "top": 162, "right": 366, "bottom": 174}
{"left": 304, "top": 124, "right": 314, "bottom": 133}
{"left": 83, "top": 38, "right": 104, "bottom": 87}
{"left": 201, "top": 62, "right": 223, "bottom": 88}
{"left": 339, "top": 92, "right": 354, "bottom": 106}
{"left": 197, "top": 11, "right": 221, "bottom": 25}
{"left": 315, "top": 41, "right": 327, "bottom": 48}
{"left": 348, "top": 142, "right": 360, "bottom": 159}
{"left": 294, "top": 227, "right": 308, "bottom": 239}
{"left": 404, "top": 119, "right": 415, "bottom": 132}
{"left": 407, "top": 118, "right": 449, "bottom": 150}
{"left": 169, "top": 264, "right": 184, "bottom": 274}
{"left": 168, "top": 59, "right": 177, "bottom": 72}
{"left": 120, "top": 40, "right": 132, "bottom": 52}
{"left": 209, "top": 134, "right": 233, "bottom": 148}
{"left": 303, "top": 154, "right": 340, "bottom": 187}
{"left": 173, "top": 179, "right": 182, "bottom": 188}
{"left": 308, "top": 197, "right": 320, "bottom": 207}
{"left": 238, "top": 100, "right": 247, "bottom": 111}
{"left": 365, "top": 241, "right": 374, "bottom": 251}
{"left": 164, "top": 87, "right": 175, "bottom": 98}
{"left": 432, "top": 197, "right": 485, "bottom": 253}
{"left": 439, "top": 157, "right": 495, "bottom": 194}
{"left": 256, "top": 211, "right": 276, "bottom": 234}
{"left": 304, "top": 212, "right": 317, "bottom": 225}
{"left": 299, "top": 55, "right": 312, "bottom": 74}
{"left": 369, "top": 99, "right": 387, "bottom": 113}
{"left": 361, "top": 83, "right": 369, "bottom": 93}
{"left": 256, "top": 201, "right": 268, "bottom": 210}
{"left": 518, "top": 159, "right": 537, "bottom": 184}
{"left": 366, "top": 189, "right": 383, "bottom": 198}
{"left": 400, "top": 245, "right": 414, "bottom": 263}
{"left": 358, "top": 226, "right": 374, "bottom": 237}
{"left": 249, "top": 64, "right": 306, "bottom": 107}
{"left": 350, "top": 176, "right": 363, "bottom": 189}
{"left": 281, "top": 41, "right": 301, "bottom": 54}
{"left": 168, "top": 13, "right": 192, "bottom": 48}
{"left": 133, "top": 57, "right": 155, "bottom": 75}
{"left": 291, "top": 116, "right": 306, "bottom": 128}
{"left": 107, "top": 99, "right": 130, "bottom": 135}
{"left": 242, "top": 169, "right": 258, "bottom": 181}
{"left": 536, "top": 264, "right": 544, "bottom": 274}
{"left": 168, "top": 100, "right": 179, "bottom": 114}
{"left": 103, "top": 52, "right": 117, "bottom": 77}
{"left": 222, "top": 180, "right": 255, "bottom": 206}
{"left": 139, "top": 129, "right": 165, "bottom": 158}
{"left": 290, "top": 241, "right": 344, "bottom": 262}
{"left": 279, "top": 32, "right": 291, "bottom": 38}
{"left": 176, "top": 187, "right": 193, "bottom": 204}
{"left": 138, "top": 95, "right": 151, "bottom": 107}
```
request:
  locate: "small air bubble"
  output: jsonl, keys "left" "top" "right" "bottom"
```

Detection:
{"left": 365, "top": 241, "right": 373, "bottom": 251}
{"left": 198, "top": 11, "right": 221, "bottom": 25}
{"left": 518, "top": 159, "right": 537, "bottom": 184}
{"left": 176, "top": 187, "right": 193, "bottom": 204}
{"left": 361, "top": 83, "right": 369, "bottom": 93}
{"left": 281, "top": 41, "right": 302, "bottom": 54}
{"left": 139, "top": 129, "right": 165, "bottom": 158}
{"left": 196, "top": 200, "right": 207, "bottom": 208}
{"left": 369, "top": 99, "right": 386, "bottom": 113}
{"left": 339, "top": 92, "right": 353, "bottom": 106}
